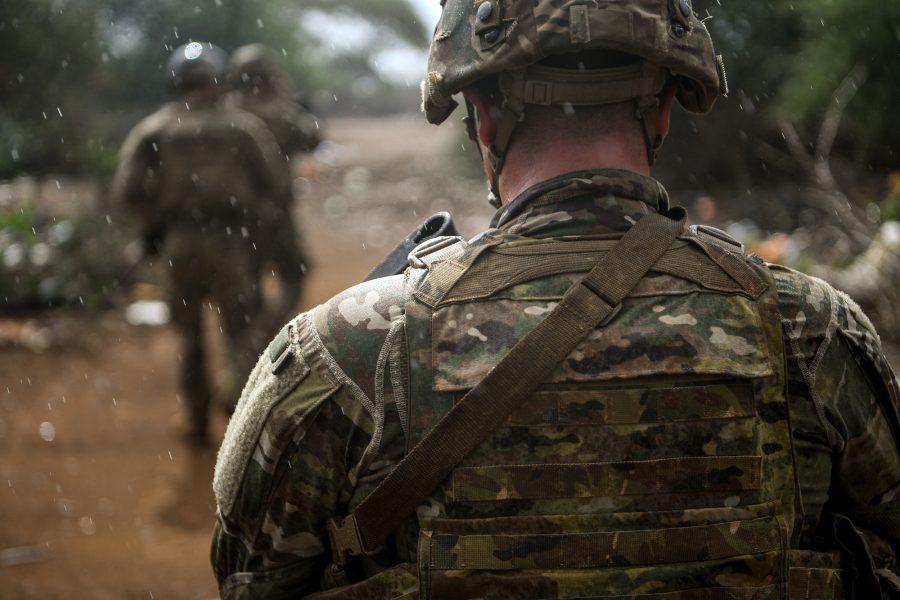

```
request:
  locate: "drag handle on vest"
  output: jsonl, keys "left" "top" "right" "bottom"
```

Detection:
{"left": 363, "top": 212, "right": 458, "bottom": 281}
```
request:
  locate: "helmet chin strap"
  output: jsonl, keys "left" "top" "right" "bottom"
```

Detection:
{"left": 634, "top": 95, "right": 664, "bottom": 166}
{"left": 462, "top": 98, "right": 508, "bottom": 209}
{"left": 487, "top": 71, "right": 528, "bottom": 208}
{"left": 473, "top": 63, "right": 669, "bottom": 206}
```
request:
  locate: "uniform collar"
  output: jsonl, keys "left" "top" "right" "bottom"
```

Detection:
{"left": 490, "top": 169, "right": 670, "bottom": 238}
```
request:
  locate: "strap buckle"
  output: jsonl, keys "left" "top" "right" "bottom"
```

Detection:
{"left": 327, "top": 514, "right": 376, "bottom": 568}
{"left": 689, "top": 224, "right": 745, "bottom": 254}
{"left": 407, "top": 235, "right": 463, "bottom": 269}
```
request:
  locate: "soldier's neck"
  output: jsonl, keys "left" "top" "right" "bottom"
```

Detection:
{"left": 498, "top": 135, "right": 649, "bottom": 206}
{"left": 183, "top": 88, "right": 223, "bottom": 110}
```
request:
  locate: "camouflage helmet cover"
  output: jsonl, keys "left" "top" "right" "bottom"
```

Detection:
{"left": 167, "top": 42, "right": 228, "bottom": 91}
{"left": 423, "top": 0, "right": 726, "bottom": 124}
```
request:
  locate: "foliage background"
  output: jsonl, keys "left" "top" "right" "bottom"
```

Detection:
{"left": 0, "top": 0, "right": 898, "bottom": 307}
{"left": 0, "top": 0, "right": 429, "bottom": 178}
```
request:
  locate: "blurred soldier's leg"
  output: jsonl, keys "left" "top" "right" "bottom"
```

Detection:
{"left": 214, "top": 241, "right": 264, "bottom": 412}
{"left": 251, "top": 214, "right": 308, "bottom": 345}
{"left": 167, "top": 235, "right": 213, "bottom": 445}
{"left": 271, "top": 222, "right": 309, "bottom": 326}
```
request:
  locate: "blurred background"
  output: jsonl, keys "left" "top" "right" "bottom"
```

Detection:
{"left": 1, "top": 0, "right": 898, "bottom": 597}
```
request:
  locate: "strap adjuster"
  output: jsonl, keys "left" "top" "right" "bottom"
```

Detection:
{"left": 327, "top": 514, "right": 376, "bottom": 568}
{"left": 523, "top": 80, "right": 553, "bottom": 105}
{"left": 407, "top": 235, "right": 463, "bottom": 269}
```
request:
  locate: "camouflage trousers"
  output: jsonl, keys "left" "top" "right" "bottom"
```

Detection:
{"left": 165, "top": 229, "right": 265, "bottom": 443}
{"left": 253, "top": 208, "right": 312, "bottom": 332}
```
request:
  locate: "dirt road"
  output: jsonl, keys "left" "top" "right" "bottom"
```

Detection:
{"left": 0, "top": 114, "right": 492, "bottom": 599}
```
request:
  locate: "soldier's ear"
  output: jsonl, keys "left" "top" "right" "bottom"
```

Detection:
{"left": 656, "top": 82, "right": 678, "bottom": 137}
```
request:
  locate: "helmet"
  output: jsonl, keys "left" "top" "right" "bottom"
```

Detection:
{"left": 167, "top": 42, "right": 228, "bottom": 92}
{"left": 422, "top": 0, "right": 728, "bottom": 202}
{"left": 422, "top": 0, "right": 727, "bottom": 124}
{"left": 227, "top": 44, "right": 284, "bottom": 91}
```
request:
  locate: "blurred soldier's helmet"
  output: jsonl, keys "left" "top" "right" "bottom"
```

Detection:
{"left": 167, "top": 42, "right": 228, "bottom": 92}
{"left": 227, "top": 44, "right": 284, "bottom": 91}
{"left": 422, "top": 0, "right": 728, "bottom": 201}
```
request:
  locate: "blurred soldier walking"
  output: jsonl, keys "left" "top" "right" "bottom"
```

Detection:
{"left": 211, "top": 3, "right": 900, "bottom": 598}
{"left": 111, "top": 42, "right": 289, "bottom": 446}
{"left": 224, "top": 44, "right": 320, "bottom": 329}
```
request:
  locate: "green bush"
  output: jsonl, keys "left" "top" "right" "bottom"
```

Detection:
{"left": 0, "top": 203, "right": 137, "bottom": 310}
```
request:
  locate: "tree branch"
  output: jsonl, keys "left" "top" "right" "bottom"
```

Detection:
{"left": 778, "top": 120, "right": 815, "bottom": 173}
{"left": 816, "top": 64, "right": 868, "bottom": 170}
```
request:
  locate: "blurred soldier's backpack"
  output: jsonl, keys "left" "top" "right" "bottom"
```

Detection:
{"left": 156, "top": 112, "right": 264, "bottom": 226}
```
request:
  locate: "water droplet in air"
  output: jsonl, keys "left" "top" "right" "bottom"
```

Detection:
{"left": 39, "top": 421, "right": 56, "bottom": 442}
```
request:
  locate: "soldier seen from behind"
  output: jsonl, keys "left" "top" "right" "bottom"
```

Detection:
{"left": 111, "top": 42, "right": 289, "bottom": 447}
{"left": 224, "top": 44, "right": 321, "bottom": 331}
{"left": 211, "top": 2, "right": 900, "bottom": 597}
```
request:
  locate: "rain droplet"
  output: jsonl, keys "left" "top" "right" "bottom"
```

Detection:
{"left": 39, "top": 421, "right": 56, "bottom": 442}
{"left": 79, "top": 516, "right": 96, "bottom": 535}
{"left": 57, "top": 498, "right": 74, "bottom": 515}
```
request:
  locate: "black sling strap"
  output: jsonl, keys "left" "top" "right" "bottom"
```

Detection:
{"left": 328, "top": 208, "right": 687, "bottom": 568}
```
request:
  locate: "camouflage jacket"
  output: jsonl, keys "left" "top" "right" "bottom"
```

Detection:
{"left": 211, "top": 170, "right": 900, "bottom": 599}
{"left": 223, "top": 91, "right": 321, "bottom": 160}
{"left": 110, "top": 100, "right": 288, "bottom": 230}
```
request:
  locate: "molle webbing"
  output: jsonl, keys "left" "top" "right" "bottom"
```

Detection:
{"left": 530, "top": 588, "right": 783, "bottom": 600}
{"left": 327, "top": 210, "right": 686, "bottom": 567}
{"left": 426, "top": 515, "right": 782, "bottom": 571}
{"left": 789, "top": 556, "right": 846, "bottom": 600}
{"left": 505, "top": 382, "right": 756, "bottom": 426}
{"left": 450, "top": 455, "right": 762, "bottom": 502}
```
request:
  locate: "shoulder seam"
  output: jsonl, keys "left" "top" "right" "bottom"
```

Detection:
{"left": 779, "top": 273, "right": 843, "bottom": 449}
{"left": 299, "top": 313, "right": 377, "bottom": 420}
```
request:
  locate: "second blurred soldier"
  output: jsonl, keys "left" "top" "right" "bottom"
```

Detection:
{"left": 225, "top": 44, "right": 320, "bottom": 329}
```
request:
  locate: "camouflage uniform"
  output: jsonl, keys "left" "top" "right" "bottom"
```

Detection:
{"left": 112, "top": 97, "right": 289, "bottom": 442}
{"left": 224, "top": 45, "right": 321, "bottom": 328}
{"left": 211, "top": 170, "right": 900, "bottom": 598}
{"left": 224, "top": 92, "right": 320, "bottom": 160}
